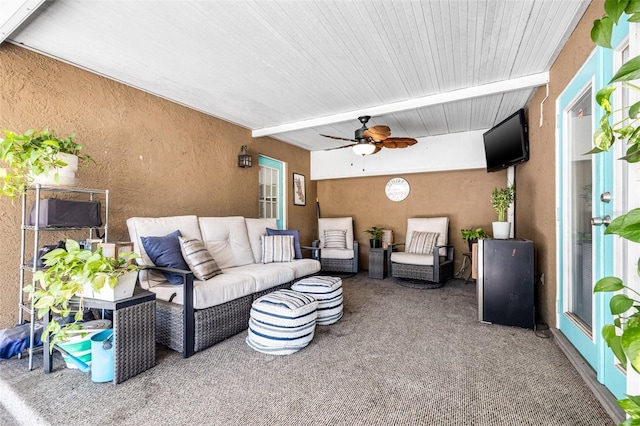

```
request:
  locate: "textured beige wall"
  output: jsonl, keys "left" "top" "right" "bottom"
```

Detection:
{"left": 317, "top": 1, "right": 605, "bottom": 328}
{"left": 0, "top": 44, "right": 317, "bottom": 329}
{"left": 519, "top": 0, "right": 605, "bottom": 327}
{"left": 318, "top": 169, "right": 506, "bottom": 270}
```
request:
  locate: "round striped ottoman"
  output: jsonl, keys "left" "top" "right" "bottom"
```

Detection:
{"left": 246, "top": 289, "right": 318, "bottom": 355}
{"left": 291, "top": 276, "right": 343, "bottom": 325}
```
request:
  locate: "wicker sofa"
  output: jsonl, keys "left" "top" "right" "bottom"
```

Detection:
{"left": 126, "top": 215, "right": 320, "bottom": 358}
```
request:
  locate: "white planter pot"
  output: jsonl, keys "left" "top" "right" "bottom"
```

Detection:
{"left": 30, "top": 153, "right": 78, "bottom": 186}
{"left": 80, "top": 271, "right": 138, "bottom": 301}
{"left": 492, "top": 221, "right": 512, "bottom": 239}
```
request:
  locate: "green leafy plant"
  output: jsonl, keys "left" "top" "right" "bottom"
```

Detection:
{"left": 461, "top": 227, "right": 490, "bottom": 251}
{"left": 24, "top": 239, "right": 139, "bottom": 349}
{"left": 461, "top": 228, "right": 490, "bottom": 242}
{"left": 591, "top": 2, "right": 640, "bottom": 423}
{"left": 0, "top": 129, "right": 92, "bottom": 199}
{"left": 363, "top": 226, "right": 384, "bottom": 240}
{"left": 490, "top": 185, "right": 515, "bottom": 222}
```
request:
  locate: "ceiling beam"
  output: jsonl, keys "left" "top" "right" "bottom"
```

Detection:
{"left": 252, "top": 72, "right": 549, "bottom": 138}
{"left": 0, "top": 0, "right": 45, "bottom": 44}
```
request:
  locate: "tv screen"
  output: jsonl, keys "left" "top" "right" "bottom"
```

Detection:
{"left": 483, "top": 109, "right": 529, "bottom": 172}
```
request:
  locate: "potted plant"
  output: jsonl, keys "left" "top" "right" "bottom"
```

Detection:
{"left": 0, "top": 129, "right": 92, "bottom": 199}
{"left": 461, "top": 227, "right": 490, "bottom": 251}
{"left": 24, "top": 239, "right": 140, "bottom": 349}
{"left": 490, "top": 185, "right": 515, "bottom": 239}
{"left": 363, "top": 226, "right": 384, "bottom": 248}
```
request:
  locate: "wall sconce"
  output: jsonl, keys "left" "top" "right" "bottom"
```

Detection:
{"left": 238, "top": 145, "right": 252, "bottom": 168}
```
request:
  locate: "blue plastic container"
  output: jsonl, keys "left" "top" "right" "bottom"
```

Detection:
{"left": 90, "top": 329, "right": 114, "bottom": 383}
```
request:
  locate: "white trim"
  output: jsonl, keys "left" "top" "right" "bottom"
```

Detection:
{"left": 253, "top": 73, "right": 549, "bottom": 137}
{"left": 0, "top": 0, "right": 45, "bottom": 43}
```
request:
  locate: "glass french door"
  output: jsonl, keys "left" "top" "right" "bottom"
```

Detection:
{"left": 258, "top": 155, "right": 285, "bottom": 229}
{"left": 557, "top": 22, "right": 628, "bottom": 399}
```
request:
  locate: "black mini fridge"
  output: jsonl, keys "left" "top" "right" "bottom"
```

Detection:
{"left": 477, "top": 238, "right": 534, "bottom": 329}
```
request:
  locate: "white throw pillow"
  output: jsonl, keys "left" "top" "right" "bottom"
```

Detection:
{"left": 406, "top": 231, "right": 439, "bottom": 254}
{"left": 178, "top": 236, "right": 222, "bottom": 280}
{"left": 261, "top": 235, "right": 295, "bottom": 263}
{"left": 323, "top": 229, "right": 347, "bottom": 249}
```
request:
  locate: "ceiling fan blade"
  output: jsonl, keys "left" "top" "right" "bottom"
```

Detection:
{"left": 324, "top": 143, "right": 356, "bottom": 151}
{"left": 371, "top": 145, "right": 383, "bottom": 154}
{"left": 320, "top": 134, "right": 357, "bottom": 142}
{"left": 382, "top": 137, "right": 418, "bottom": 149}
{"left": 363, "top": 126, "right": 391, "bottom": 142}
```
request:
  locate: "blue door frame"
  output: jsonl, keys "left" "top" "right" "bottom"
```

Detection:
{"left": 556, "top": 20, "right": 628, "bottom": 399}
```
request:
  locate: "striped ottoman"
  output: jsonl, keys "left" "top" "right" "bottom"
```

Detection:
{"left": 291, "top": 276, "right": 343, "bottom": 325}
{"left": 246, "top": 289, "right": 318, "bottom": 355}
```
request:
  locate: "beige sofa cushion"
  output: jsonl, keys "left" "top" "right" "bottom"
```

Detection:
{"left": 126, "top": 215, "right": 202, "bottom": 266}
{"left": 198, "top": 216, "right": 255, "bottom": 269}
{"left": 144, "top": 273, "right": 256, "bottom": 309}
{"left": 224, "top": 263, "right": 295, "bottom": 293}
{"left": 245, "top": 218, "right": 278, "bottom": 263}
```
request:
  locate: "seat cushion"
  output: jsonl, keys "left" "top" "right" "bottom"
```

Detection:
{"left": 281, "top": 258, "right": 321, "bottom": 278}
{"left": 390, "top": 251, "right": 434, "bottom": 266}
{"left": 245, "top": 218, "right": 278, "bottom": 263}
{"left": 224, "top": 263, "right": 296, "bottom": 293}
{"left": 321, "top": 248, "right": 354, "bottom": 260}
{"left": 198, "top": 217, "right": 255, "bottom": 269}
{"left": 127, "top": 215, "right": 202, "bottom": 266}
{"left": 142, "top": 273, "right": 256, "bottom": 310}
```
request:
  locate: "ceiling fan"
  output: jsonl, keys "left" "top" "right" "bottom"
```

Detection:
{"left": 320, "top": 116, "right": 418, "bottom": 156}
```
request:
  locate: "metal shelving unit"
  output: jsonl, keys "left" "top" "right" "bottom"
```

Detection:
{"left": 17, "top": 184, "right": 109, "bottom": 370}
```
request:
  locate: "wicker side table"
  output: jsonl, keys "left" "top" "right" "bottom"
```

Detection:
{"left": 44, "top": 289, "right": 156, "bottom": 384}
{"left": 369, "top": 247, "right": 391, "bottom": 279}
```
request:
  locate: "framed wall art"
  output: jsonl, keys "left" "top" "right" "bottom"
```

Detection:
{"left": 293, "top": 173, "right": 306, "bottom": 206}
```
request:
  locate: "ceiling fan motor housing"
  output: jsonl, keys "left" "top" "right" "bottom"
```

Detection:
{"left": 355, "top": 115, "right": 371, "bottom": 141}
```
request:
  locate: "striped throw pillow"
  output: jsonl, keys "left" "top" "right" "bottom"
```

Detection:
{"left": 178, "top": 236, "right": 222, "bottom": 280}
{"left": 261, "top": 235, "right": 295, "bottom": 263}
{"left": 323, "top": 229, "right": 347, "bottom": 249}
{"left": 406, "top": 231, "right": 439, "bottom": 254}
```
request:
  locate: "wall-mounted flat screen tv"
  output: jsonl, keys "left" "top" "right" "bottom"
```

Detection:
{"left": 483, "top": 109, "right": 529, "bottom": 172}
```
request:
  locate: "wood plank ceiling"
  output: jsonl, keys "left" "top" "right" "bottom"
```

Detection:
{"left": 1, "top": 0, "right": 590, "bottom": 152}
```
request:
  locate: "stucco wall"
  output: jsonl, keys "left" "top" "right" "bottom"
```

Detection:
{"left": 0, "top": 44, "right": 317, "bottom": 329}
{"left": 518, "top": 0, "right": 604, "bottom": 327}
{"left": 317, "top": 169, "right": 507, "bottom": 273}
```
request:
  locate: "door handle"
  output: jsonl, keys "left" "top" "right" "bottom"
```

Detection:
{"left": 591, "top": 215, "right": 611, "bottom": 226}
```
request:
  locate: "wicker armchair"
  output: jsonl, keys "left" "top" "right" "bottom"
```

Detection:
{"left": 312, "top": 217, "right": 359, "bottom": 273}
{"left": 388, "top": 217, "right": 454, "bottom": 285}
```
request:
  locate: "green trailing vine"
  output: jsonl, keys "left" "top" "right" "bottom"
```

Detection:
{"left": 590, "top": 1, "right": 640, "bottom": 424}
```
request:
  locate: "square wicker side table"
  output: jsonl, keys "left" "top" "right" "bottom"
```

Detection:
{"left": 44, "top": 289, "right": 156, "bottom": 384}
{"left": 369, "top": 247, "right": 391, "bottom": 279}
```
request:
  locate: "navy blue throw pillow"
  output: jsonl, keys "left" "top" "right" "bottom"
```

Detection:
{"left": 141, "top": 230, "right": 189, "bottom": 285}
{"left": 266, "top": 228, "right": 302, "bottom": 259}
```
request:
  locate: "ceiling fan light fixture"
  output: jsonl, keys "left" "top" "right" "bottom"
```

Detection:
{"left": 352, "top": 142, "right": 377, "bottom": 156}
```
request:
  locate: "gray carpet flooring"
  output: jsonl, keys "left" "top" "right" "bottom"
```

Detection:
{"left": 0, "top": 274, "right": 615, "bottom": 425}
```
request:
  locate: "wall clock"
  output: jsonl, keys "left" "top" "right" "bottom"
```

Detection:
{"left": 385, "top": 177, "right": 410, "bottom": 202}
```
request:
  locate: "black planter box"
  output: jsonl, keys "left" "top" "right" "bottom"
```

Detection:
{"left": 28, "top": 198, "right": 102, "bottom": 228}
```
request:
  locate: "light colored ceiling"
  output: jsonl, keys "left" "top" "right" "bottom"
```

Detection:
{"left": 1, "top": 0, "right": 590, "bottom": 152}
